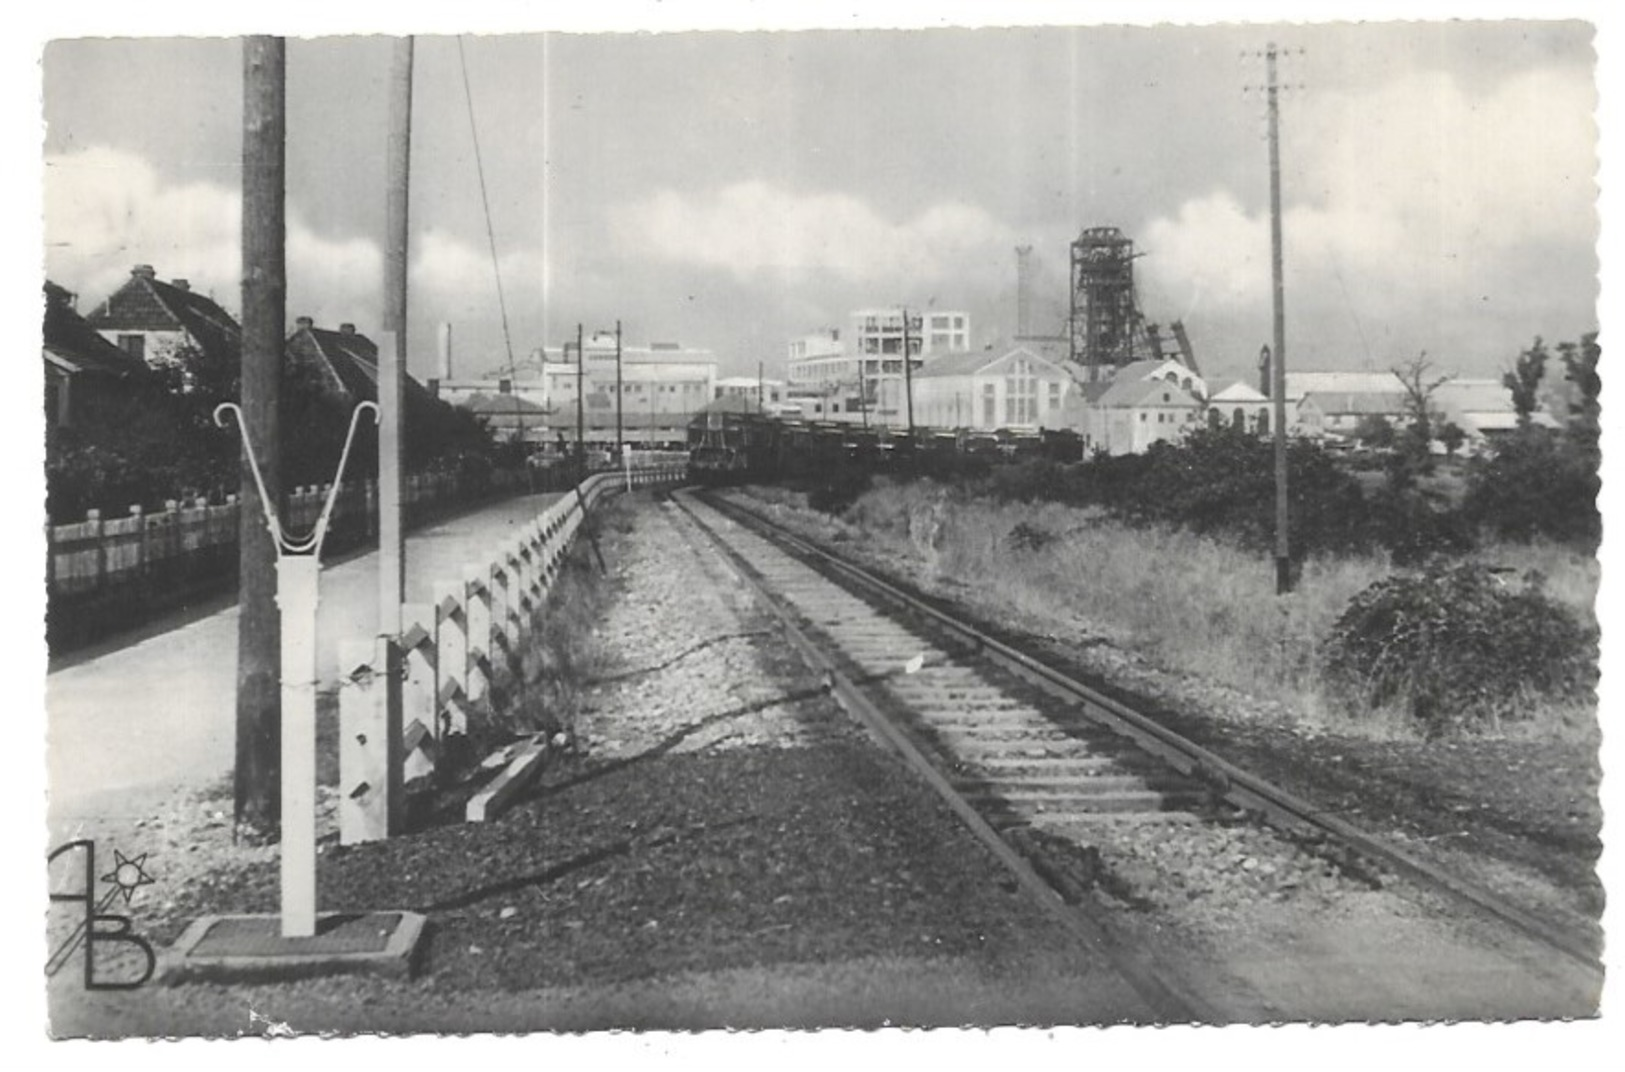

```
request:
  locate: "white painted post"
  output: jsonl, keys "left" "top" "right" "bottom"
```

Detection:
{"left": 464, "top": 565, "right": 492, "bottom": 706}
{"left": 623, "top": 441, "right": 632, "bottom": 492}
{"left": 490, "top": 560, "right": 514, "bottom": 698}
{"left": 434, "top": 580, "right": 469, "bottom": 737}
{"left": 338, "top": 637, "right": 398, "bottom": 845}
{"left": 275, "top": 554, "right": 320, "bottom": 938}
{"left": 401, "top": 603, "right": 437, "bottom": 745}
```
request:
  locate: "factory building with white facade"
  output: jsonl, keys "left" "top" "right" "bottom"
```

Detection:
{"left": 783, "top": 307, "right": 973, "bottom": 425}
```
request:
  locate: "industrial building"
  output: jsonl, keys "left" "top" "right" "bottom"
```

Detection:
{"left": 784, "top": 306, "right": 972, "bottom": 426}
{"left": 432, "top": 327, "right": 717, "bottom": 448}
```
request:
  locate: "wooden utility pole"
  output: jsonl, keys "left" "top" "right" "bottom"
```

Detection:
{"left": 902, "top": 308, "right": 916, "bottom": 435}
{"left": 235, "top": 36, "right": 285, "bottom": 834}
{"left": 614, "top": 320, "right": 623, "bottom": 453}
{"left": 1265, "top": 42, "right": 1292, "bottom": 594}
{"left": 859, "top": 357, "right": 869, "bottom": 429}
{"left": 575, "top": 323, "right": 585, "bottom": 474}
{"left": 380, "top": 36, "right": 412, "bottom": 634}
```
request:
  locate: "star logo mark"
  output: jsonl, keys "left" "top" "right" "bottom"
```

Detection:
{"left": 100, "top": 850, "right": 155, "bottom": 905}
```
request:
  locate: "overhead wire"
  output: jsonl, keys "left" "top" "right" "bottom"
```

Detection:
{"left": 456, "top": 35, "right": 529, "bottom": 466}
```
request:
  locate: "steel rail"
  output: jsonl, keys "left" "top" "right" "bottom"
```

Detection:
{"left": 695, "top": 488, "right": 1605, "bottom": 978}
{"left": 668, "top": 488, "right": 1213, "bottom": 1023}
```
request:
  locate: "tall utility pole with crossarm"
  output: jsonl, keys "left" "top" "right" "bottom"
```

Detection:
{"left": 1266, "top": 42, "right": 1292, "bottom": 595}
{"left": 235, "top": 36, "right": 286, "bottom": 834}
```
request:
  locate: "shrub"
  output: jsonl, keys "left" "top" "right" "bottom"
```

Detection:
{"left": 1463, "top": 426, "right": 1600, "bottom": 550}
{"left": 1005, "top": 521, "right": 1056, "bottom": 553}
{"left": 1365, "top": 486, "right": 1477, "bottom": 566}
{"left": 1321, "top": 563, "right": 1597, "bottom": 735}
{"left": 807, "top": 468, "right": 874, "bottom": 515}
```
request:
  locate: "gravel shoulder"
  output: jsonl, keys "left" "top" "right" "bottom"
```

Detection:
{"left": 49, "top": 492, "right": 1155, "bottom": 1036}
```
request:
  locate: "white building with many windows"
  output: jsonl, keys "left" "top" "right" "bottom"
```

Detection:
{"left": 784, "top": 307, "right": 973, "bottom": 426}
{"left": 434, "top": 332, "right": 716, "bottom": 447}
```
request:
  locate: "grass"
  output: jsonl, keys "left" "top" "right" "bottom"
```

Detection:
{"left": 762, "top": 477, "right": 1598, "bottom": 741}
{"left": 508, "top": 500, "right": 628, "bottom": 746}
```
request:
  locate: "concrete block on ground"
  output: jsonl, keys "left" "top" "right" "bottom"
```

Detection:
{"left": 161, "top": 911, "right": 427, "bottom": 985}
{"left": 466, "top": 735, "right": 549, "bottom": 822}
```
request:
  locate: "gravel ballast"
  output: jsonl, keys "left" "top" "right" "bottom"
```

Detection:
{"left": 49, "top": 492, "right": 1156, "bottom": 1036}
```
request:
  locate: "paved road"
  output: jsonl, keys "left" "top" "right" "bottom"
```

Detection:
{"left": 47, "top": 492, "right": 562, "bottom": 818}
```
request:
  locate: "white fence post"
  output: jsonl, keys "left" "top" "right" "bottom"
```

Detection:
{"left": 400, "top": 604, "right": 438, "bottom": 785}
{"left": 434, "top": 579, "right": 470, "bottom": 738}
{"left": 338, "top": 636, "right": 403, "bottom": 845}
{"left": 464, "top": 564, "right": 492, "bottom": 707}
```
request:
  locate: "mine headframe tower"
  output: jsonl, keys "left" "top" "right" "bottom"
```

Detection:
{"left": 1068, "top": 225, "right": 1146, "bottom": 381}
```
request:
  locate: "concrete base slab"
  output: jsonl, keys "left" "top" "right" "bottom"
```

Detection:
{"left": 161, "top": 910, "right": 427, "bottom": 986}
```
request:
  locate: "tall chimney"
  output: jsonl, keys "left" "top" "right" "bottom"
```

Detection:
{"left": 438, "top": 321, "right": 453, "bottom": 380}
{"left": 1258, "top": 345, "right": 1272, "bottom": 397}
{"left": 131, "top": 264, "right": 156, "bottom": 280}
{"left": 296, "top": 315, "right": 314, "bottom": 330}
{"left": 171, "top": 278, "right": 191, "bottom": 292}
{"left": 1014, "top": 245, "right": 1033, "bottom": 337}
{"left": 339, "top": 322, "right": 356, "bottom": 335}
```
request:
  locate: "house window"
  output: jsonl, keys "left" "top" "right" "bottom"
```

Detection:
{"left": 1049, "top": 382, "right": 1061, "bottom": 410}
{"left": 1257, "top": 409, "right": 1270, "bottom": 435}
{"left": 982, "top": 383, "right": 996, "bottom": 427}
{"left": 1140, "top": 412, "right": 1147, "bottom": 423}
{"left": 118, "top": 334, "right": 145, "bottom": 362}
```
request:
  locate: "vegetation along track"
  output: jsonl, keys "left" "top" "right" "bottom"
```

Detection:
{"left": 668, "top": 487, "right": 1603, "bottom": 1005}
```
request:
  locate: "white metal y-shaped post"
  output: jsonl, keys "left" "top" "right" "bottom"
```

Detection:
{"left": 216, "top": 400, "right": 380, "bottom": 938}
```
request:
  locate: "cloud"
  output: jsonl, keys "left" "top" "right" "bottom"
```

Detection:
{"left": 612, "top": 180, "right": 1014, "bottom": 287}
{"left": 44, "top": 145, "right": 384, "bottom": 327}
{"left": 1136, "top": 65, "right": 1597, "bottom": 371}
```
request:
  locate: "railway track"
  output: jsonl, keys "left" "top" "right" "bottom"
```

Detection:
{"left": 666, "top": 486, "right": 1603, "bottom": 1020}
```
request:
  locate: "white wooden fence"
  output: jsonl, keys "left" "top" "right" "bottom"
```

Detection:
{"left": 46, "top": 470, "right": 526, "bottom": 599}
{"left": 338, "top": 464, "right": 686, "bottom": 843}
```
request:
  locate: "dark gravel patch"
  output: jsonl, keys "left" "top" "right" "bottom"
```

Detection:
{"left": 150, "top": 732, "right": 1082, "bottom": 992}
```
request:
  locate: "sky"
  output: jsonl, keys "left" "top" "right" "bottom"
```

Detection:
{"left": 38, "top": 17, "right": 1600, "bottom": 388}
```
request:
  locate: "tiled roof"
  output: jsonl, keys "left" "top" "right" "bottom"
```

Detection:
{"left": 85, "top": 270, "right": 241, "bottom": 366}
{"left": 1298, "top": 391, "right": 1409, "bottom": 416}
{"left": 1095, "top": 376, "right": 1203, "bottom": 408}
{"left": 1433, "top": 378, "right": 1517, "bottom": 414}
{"left": 285, "top": 323, "right": 438, "bottom": 418}
{"left": 914, "top": 345, "right": 1066, "bottom": 380}
{"left": 695, "top": 394, "right": 765, "bottom": 415}
{"left": 1208, "top": 380, "right": 1269, "bottom": 403}
{"left": 43, "top": 281, "right": 148, "bottom": 378}
{"left": 1284, "top": 371, "right": 1405, "bottom": 400}
{"left": 460, "top": 392, "right": 547, "bottom": 416}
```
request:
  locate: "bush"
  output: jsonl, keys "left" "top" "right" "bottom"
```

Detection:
{"left": 1463, "top": 426, "right": 1600, "bottom": 550}
{"left": 1365, "top": 486, "right": 1477, "bottom": 566}
{"left": 807, "top": 468, "right": 874, "bottom": 515}
{"left": 1321, "top": 563, "right": 1597, "bottom": 735}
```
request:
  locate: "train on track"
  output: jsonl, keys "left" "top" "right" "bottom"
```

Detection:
{"left": 685, "top": 403, "right": 1083, "bottom": 484}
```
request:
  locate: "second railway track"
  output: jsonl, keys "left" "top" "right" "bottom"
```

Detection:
{"left": 667, "top": 485, "right": 1603, "bottom": 1022}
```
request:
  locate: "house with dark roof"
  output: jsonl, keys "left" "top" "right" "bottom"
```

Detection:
{"left": 43, "top": 280, "right": 150, "bottom": 428}
{"left": 284, "top": 316, "right": 446, "bottom": 426}
{"left": 84, "top": 264, "right": 241, "bottom": 377}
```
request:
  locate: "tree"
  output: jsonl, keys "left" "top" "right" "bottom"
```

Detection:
{"left": 1354, "top": 413, "right": 1396, "bottom": 449}
{"left": 1390, "top": 350, "right": 1452, "bottom": 487}
{"left": 1558, "top": 332, "right": 1600, "bottom": 465}
{"left": 1503, "top": 338, "right": 1549, "bottom": 427}
{"left": 1439, "top": 421, "right": 1467, "bottom": 458}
